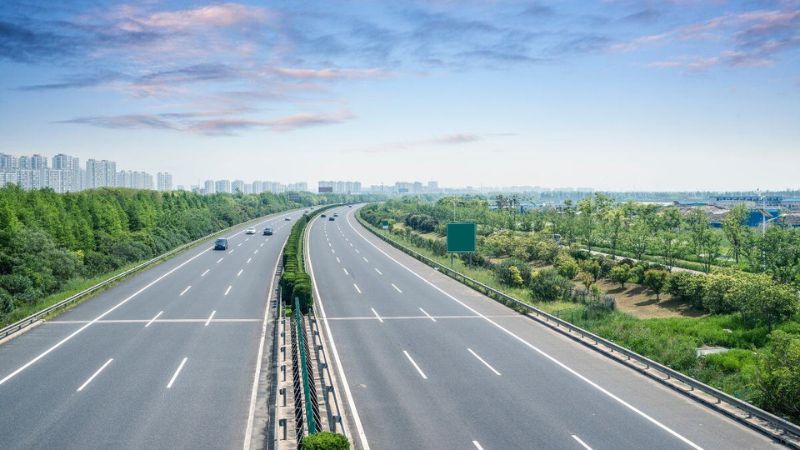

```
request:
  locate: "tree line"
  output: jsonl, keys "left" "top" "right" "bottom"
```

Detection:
{"left": 0, "top": 185, "right": 358, "bottom": 324}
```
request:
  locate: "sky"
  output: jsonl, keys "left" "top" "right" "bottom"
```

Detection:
{"left": 0, "top": 0, "right": 798, "bottom": 191}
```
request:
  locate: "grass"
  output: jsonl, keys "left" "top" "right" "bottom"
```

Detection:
{"left": 359, "top": 211, "right": 800, "bottom": 410}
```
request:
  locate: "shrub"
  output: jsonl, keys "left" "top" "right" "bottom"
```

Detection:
{"left": 702, "top": 272, "right": 737, "bottom": 314}
{"left": 302, "top": 432, "right": 350, "bottom": 450}
{"left": 643, "top": 269, "right": 669, "bottom": 300}
{"left": 577, "top": 271, "right": 594, "bottom": 290}
{"left": 755, "top": 331, "right": 800, "bottom": 423}
{"left": 631, "top": 262, "right": 650, "bottom": 284}
{"left": 554, "top": 252, "right": 580, "bottom": 280}
{"left": 495, "top": 259, "right": 530, "bottom": 287}
{"left": 666, "top": 272, "right": 706, "bottom": 309}
{"left": 609, "top": 265, "right": 631, "bottom": 288}
{"left": 529, "top": 268, "right": 572, "bottom": 301}
{"left": 579, "top": 259, "right": 601, "bottom": 282}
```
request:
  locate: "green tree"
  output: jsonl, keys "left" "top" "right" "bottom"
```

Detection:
{"left": 755, "top": 331, "right": 800, "bottom": 422}
{"left": 609, "top": 265, "right": 631, "bottom": 288}
{"left": 643, "top": 269, "right": 669, "bottom": 301}
{"left": 722, "top": 204, "right": 751, "bottom": 265}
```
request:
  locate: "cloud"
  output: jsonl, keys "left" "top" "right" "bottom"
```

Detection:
{"left": 272, "top": 67, "right": 391, "bottom": 80}
{"left": 129, "top": 3, "right": 272, "bottom": 31}
{"left": 352, "top": 132, "right": 499, "bottom": 153}
{"left": 0, "top": 20, "right": 79, "bottom": 62}
{"left": 58, "top": 110, "right": 354, "bottom": 135}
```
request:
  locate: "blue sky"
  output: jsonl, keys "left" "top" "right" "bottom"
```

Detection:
{"left": 1, "top": 0, "right": 798, "bottom": 190}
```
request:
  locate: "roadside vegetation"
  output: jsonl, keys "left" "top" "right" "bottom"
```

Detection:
{"left": 0, "top": 185, "right": 358, "bottom": 328}
{"left": 360, "top": 197, "right": 800, "bottom": 423}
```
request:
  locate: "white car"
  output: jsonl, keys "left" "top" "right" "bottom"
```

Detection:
{"left": 245, "top": 227, "right": 256, "bottom": 235}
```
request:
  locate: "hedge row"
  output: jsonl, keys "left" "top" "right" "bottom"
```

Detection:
{"left": 280, "top": 206, "right": 338, "bottom": 313}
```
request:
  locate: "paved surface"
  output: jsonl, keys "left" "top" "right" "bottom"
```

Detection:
{"left": 308, "top": 206, "right": 781, "bottom": 450}
{"left": 0, "top": 208, "right": 309, "bottom": 450}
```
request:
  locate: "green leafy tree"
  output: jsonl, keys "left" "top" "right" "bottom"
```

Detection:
{"left": 722, "top": 204, "right": 751, "bottom": 265}
{"left": 529, "top": 268, "right": 571, "bottom": 301}
{"left": 554, "top": 252, "right": 580, "bottom": 280}
{"left": 755, "top": 331, "right": 800, "bottom": 422}
{"left": 643, "top": 269, "right": 669, "bottom": 300}
{"left": 609, "top": 265, "right": 631, "bottom": 288}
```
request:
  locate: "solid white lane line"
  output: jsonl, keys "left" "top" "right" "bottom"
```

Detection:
{"left": 307, "top": 217, "right": 369, "bottom": 450}
{"left": 77, "top": 358, "right": 113, "bottom": 392}
{"left": 473, "top": 441, "right": 484, "bottom": 450}
{"left": 572, "top": 435, "right": 593, "bottom": 450}
{"left": 353, "top": 283, "right": 361, "bottom": 294}
{"left": 403, "top": 351, "right": 427, "bottom": 380}
{"left": 371, "top": 308, "right": 384, "bottom": 323}
{"left": 355, "top": 249, "right": 360, "bottom": 254}
{"left": 180, "top": 286, "right": 191, "bottom": 296}
{"left": 167, "top": 357, "right": 188, "bottom": 389}
{"left": 201, "top": 269, "right": 210, "bottom": 277}
{"left": 374, "top": 268, "right": 382, "bottom": 275}
{"left": 391, "top": 283, "right": 402, "bottom": 293}
{"left": 336, "top": 257, "right": 341, "bottom": 263}
{"left": 343, "top": 268, "right": 349, "bottom": 276}
{"left": 244, "top": 238, "right": 286, "bottom": 450}
{"left": 217, "top": 257, "right": 224, "bottom": 264}
{"left": 345, "top": 212, "right": 703, "bottom": 450}
{"left": 205, "top": 310, "right": 216, "bottom": 327}
{"left": 247, "top": 257, "right": 252, "bottom": 264}
{"left": 419, "top": 308, "right": 437, "bottom": 322}
{"left": 225, "top": 285, "right": 232, "bottom": 296}
{"left": 468, "top": 348, "right": 501, "bottom": 376}
{"left": 237, "top": 269, "right": 244, "bottom": 277}
{"left": 362, "top": 257, "right": 369, "bottom": 263}
{"left": 145, "top": 311, "right": 163, "bottom": 328}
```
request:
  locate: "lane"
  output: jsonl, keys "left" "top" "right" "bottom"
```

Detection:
{"left": 309, "top": 206, "right": 778, "bottom": 450}
{"left": 0, "top": 206, "right": 313, "bottom": 449}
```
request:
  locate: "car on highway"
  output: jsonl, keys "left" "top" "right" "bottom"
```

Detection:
{"left": 263, "top": 227, "right": 273, "bottom": 236}
{"left": 284, "top": 217, "right": 291, "bottom": 221}
{"left": 321, "top": 214, "right": 326, "bottom": 217}
{"left": 333, "top": 213, "right": 338, "bottom": 217}
{"left": 328, "top": 217, "right": 335, "bottom": 221}
{"left": 245, "top": 227, "right": 256, "bottom": 235}
{"left": 214, "top": 238, "right": 228, "bottom": 250}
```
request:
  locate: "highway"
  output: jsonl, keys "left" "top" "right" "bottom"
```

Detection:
{"left": 308, "top": 206, "right": 780, "bottom": 450}
{"left": 0, "top": 208, "right": 307, "bottom": 449}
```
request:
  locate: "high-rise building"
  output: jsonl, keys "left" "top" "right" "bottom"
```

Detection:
{"left": 0, "top": 153, "right": 18, "bottom": 171}
{"left": 252, "top": 180, "right": 263, "bottom": 194}
{"left": 86, "top": 159, "right": 116, "bottom": 189}
{"left": 52, "top": 154, "right": 81, "bottom": 192}
{"left": 157, "top": 172, "right": 173, "bottom": 191}
{"left": 204, "top": 180, "right": 215, "bottom": 194}
{"left": 215, "top": 179, "right": 231, "bottom": 194}
{"left": 232, "top": 180, "right": 245, "bottom": 194}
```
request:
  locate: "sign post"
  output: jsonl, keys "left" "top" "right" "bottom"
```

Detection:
{"left": 446, "top": 222, "right": 476, "bottom": 268}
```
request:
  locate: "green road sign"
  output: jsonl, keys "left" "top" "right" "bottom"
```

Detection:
{"left": 447, "top": 222, "right": 476, "bottom": 253}
{"left": 381, "top": 220, "right": 390, "bottom": 229}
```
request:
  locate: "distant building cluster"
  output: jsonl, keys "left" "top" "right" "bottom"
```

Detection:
{"left": 362, "top": 181, "right": 439, "bottom": 195}
{"left": 193, "top": 180, "right": 308, "bottom": 195}
{"left": 318, "top": 181, "right": 362, "bottom": 194}
{"left": 0, "top": 153, "right": 172, "bottom": 193}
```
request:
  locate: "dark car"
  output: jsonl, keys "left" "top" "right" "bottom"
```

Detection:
{"left": 214, "top": 238, "right": 228, "bottom": 250}
{"left": 328, "top": 217, "right": 335, "bottom": 221}
{"left": 321, "top": 214, "right": 326, "bottom": 218}
{"left": 284, "top": 217, "right": 291, "bottom": 221}
{"left": 263, "top": 227, "right": 273, "bottom": 236}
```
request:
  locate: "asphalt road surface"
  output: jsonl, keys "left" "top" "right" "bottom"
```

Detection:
{"left": 308, "top": 205, "right": 780, "bottom": 450}
{"left": 0, "top": 208, "right": 308, "bottom": 449}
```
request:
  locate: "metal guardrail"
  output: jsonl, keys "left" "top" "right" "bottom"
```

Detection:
{"left": 0, "top": 207, "right": 306, "bottom": 341}
{"left": 356, "top": 212, "right": 800, "bottom": 448}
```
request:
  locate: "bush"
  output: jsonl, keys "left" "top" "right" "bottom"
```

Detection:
{"left": 579, "top": 259, "right": 601, "bottom": 282}
{"left": 554, "top": 251, "right": 579, "bottom": 280}
{"left": 631, "top": 262, "right": 650, "bottom": 284}
{"left": 643, "top": 269, "right": 669, "bottom": 300}
{"left": 530, "top": 268, "right": 572, "bottom": 301}
{"left": 609, "top": 265, "right": 631, "bottom": 288}
{"left": 495, "top": 259, "right": 530, "bottom": 287}
{"left": 302, "top": 432, "right": 350, "bottom": 450}
{"left": 702, "top": 272, "right": 738, "bottom": 314}
{"left": 666, "top": 272, "right": 706, "bottom": 309}
{"left": 755, "top": 331, "right": 800, "bottom": 422}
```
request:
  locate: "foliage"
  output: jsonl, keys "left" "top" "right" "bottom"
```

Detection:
{"left": 495, "top": 259, "right": 530, "bottom": 287}
{"left": 643, "top": 269, "right": 669, "bottom": 300}
{"left": 302, "top": 432, "right": 350, "bottom": 450}
{"left": 529, "top": 268, "right": 572, "bottom": 301}
{"left": 0, "top": 185, "right": 348, "bottom": 325}
{"left": 666, "top": 272, "right": 705, "bottom": 309}
{"left": 609, "top": 264, "right": 631, "bottom": 288}
{"left": 755, "top": 331, "right": 800, "bottom": 422}
{"left": 554, "top": 251, "right": 579, "bottom": 280}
